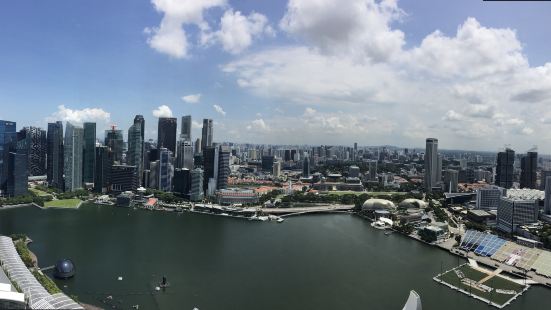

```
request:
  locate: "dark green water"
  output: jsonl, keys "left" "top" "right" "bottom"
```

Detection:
{"left": 1, "top": 204, "right": 550, "bottom": 309}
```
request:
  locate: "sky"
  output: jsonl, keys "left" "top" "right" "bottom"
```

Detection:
{"left": 1, "top": 0, "right": 551, "bottom": 152}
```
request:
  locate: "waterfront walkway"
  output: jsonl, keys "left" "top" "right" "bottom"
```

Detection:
{"left": 0, "top": 236, "right": 83, "bottom": 309}
{"left": 261, "top": 204, "right": 354, "bottom": 216}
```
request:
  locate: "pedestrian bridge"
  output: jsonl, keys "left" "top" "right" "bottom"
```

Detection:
{"left": 261, "top": 205, "right": 354, "bottom": 217}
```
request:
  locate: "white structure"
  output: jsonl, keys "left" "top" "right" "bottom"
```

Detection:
{"left": 402, "top": 290, "right": 422, "bottom": 310}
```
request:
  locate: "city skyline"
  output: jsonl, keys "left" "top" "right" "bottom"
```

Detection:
{"left": 2, "top": 0, "right": 551, "bottom": 151}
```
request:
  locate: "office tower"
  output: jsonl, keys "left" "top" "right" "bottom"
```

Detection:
{"left": 273, "top": 161, "right": 281, "bottom": 177}
{"left": 176, "top": 140, "right": 193, "bottom": 170}
{"left": 261, "top": 155, "right": 274, "bottom": 172}
{"left": 541, "top": 170, "right": 551, "bottom": 190}
{"left": 105, "top": 127, "right": 124, "bottom": 163}
{"left": 545, "top": 176, "right": 551, "bottom": 215}
{"left": 158, "top": 148, "right": 174, "bottom": 192}
{"left": 436, "top": 154, "right": 443, "bottom": 183}
{"left": 133, "top": 115, "right": 145, "bottom": 141}
{"left": 181, "top": 115, "right": 192, "bottom": 141}
{"left": 127, "top": 122, "right": 143, "bottom": 185}
{"left": 0, "top": 120, "right": 16, "bottom": 196}
{"left": 520, "top": 151, "right": 537, "bottom": 189}
{"left": 495, "top": 148, "right": 515, "bottom": 189}
{"left": 443, "top": 169, "right": 458, "bottom": 193}
{"left": 284, "top": 150, "right": 291, "bottom": 162}
{"left": 424, "top": 138, "right": 439, "bottom": 192}
{"left": 20, "top": 127, "right": 47, "bottom": 176}
{"left": 6, "top": 130, "right": 28, "bottom": 197}
{"left": 94, "top": 146, "right": 112, "bottom": 193}
{"left": 303, "top": 156, "right": 310, "bottom": 177}
{"left": 368, "top": 160, "right": 377, "bottom": 181}
{"left": 173, "top": 168, "right": 191, "bottom": 195}
{"left": 110, "top": 165, "right": 137, "bottom": 193}
{"left": 216, "top": 146, "right": 230, "bottom": 190}
{"left": 203, "top": 146, "right": 216, "bottom": 193}
{"left": 190, "top": 168, "right": 204, "bottom": 201}
{"left": 149, "top": 161, "right": 159, "bottom": 189}
{"left": 194, "top": 138, "right": 202, "bottom": 155}
{"left": 64, "top": 122, "right": 84, "bottom": 192}
{"left": 497, "top": 196, "right": 539, "bottom": 233}
{"left": 157, "top": 117, "right": 177, "bottom": 154}
{"left": 201, "top": 119, "right": 213, "bottom": 150}
{"left": 47, "top": 121, "right": 64, "bottom": 190}
{"left": 349, "top": 165, "right": 360, "bottom": 178}
{"left": 475, "top": 186, "right": 504, "bottom": 210}
{"left": 82, "top": 122, "right": 96, "bottom": 183}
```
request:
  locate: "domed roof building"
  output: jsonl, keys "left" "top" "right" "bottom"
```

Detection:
{"left": 54, "top": 259, "right": 75, "bottom": 279}
{"left": 398, "top": 199, "right": 427, "bottom": 210}
{"left": 361, "top": 199, "right": 396, "bottom": 211}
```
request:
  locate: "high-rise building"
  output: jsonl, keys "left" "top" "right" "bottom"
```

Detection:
{"left": 105, "top": 128, "right": 124, "bottom": 163}
{"left": 22, "top": 126, "right": 47, "bottom": 176}
{"left": 173, "top": 168, "right": 191, "bottom": 195}
{"left": 0, "top": 120, "right": 17, "bottom": 197}
{"left": 217, "top": 146, "right": 230, "bottom": 191}
{"left": 64, "top": 122, "right": 84, "bottom": 192}
{"left": 133, "top": 115, "right": 145, "bottom": 141}
{"left": 190, "top": 168, "right": 204, "bottom": 201}
{"left": 273, "top": 160, "right": 281, "bottom": 177}
{"left": 545, "top": 176, "right": 551, "bottom": 215}
{"left": 158, "top": 148, "right": 174, "bottom": 192}
{"left": 368, "top": 160, "right": 377, "bottom": 181}
{"left": 520, "top": 151, "right": 537, "bottom": 189}
{"left": 541, "top": 170, "right": 551, "bottom": 190}
{"left": 349, "top": 165, "right": 360, "bottom": 178}
{"left": 181, "top": 115, "right": 192, "bottom": 141}
{"left": 424, "top": 138, "right": 439, "bottom": 192}
{"left": 110, "top": 165, "right": 137, "bottom": 193}
{"left": 443, "top": 169, "right": 458, "bottom": 193}
{"left": 157, "top": 117, "right": 177, "bottom": 154}
{"left": 82, "top": 122, "right": 96, "bottom": 183}
{"left": 176, "top": 140, "right": 193, "bottom": 170}
{"left": 261, "top": 155, "right": 274, "bottom": 172}
{"left": 497, "top": 197, "right": 539, "bottom": 233}
{"left": 47, "top": 121, "right": 64, "bottom": 190}
{"left": 127, "top": 122, "right": 143, "bottom": 185}
{"left": 203, "top": 146, "right": 216, "bottom": 192}
{"left": 303, "top": 156, "right": 310, "bottom": 177}
{"left": 194, "top": 138, "right": 202, "bottom": 155}
{"left": 202, "top": 145, "right": 230, "bottom": 194}
{"left": 7, "top": 130, "right": 28, "bottom": 197}
{"left": 94, "top": 145, "right": 112, "bottom": 193}
{"left": 475, "top": 186, "right": 504, "bottom": 210}
{"left": 201, "top": 119, "right": 213, "bottom": 150}
{"left": 495, "top": 148, "right": 515, "bottom": 189}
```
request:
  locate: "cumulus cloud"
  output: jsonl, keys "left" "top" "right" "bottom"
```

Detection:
{"left": 145, "top": 0, "right": 226, "bottom": 58}
{"left": 246, "top": 118, "right": 270, "bottom": 131}
{"left": 207, "top": 10, "right": 274, "bottom": 54}
{"left": 213, "top": 104, "right": 226, "bottom": 116}
{"left": 222, "top": 0, "right": 551, "bottom": 150}
{"left": 152, "top": 105, "right": 173, "bottom": 118}
{"left": 181, "top": 93, "right": 201, "bottom": 103}
{"left": 47, "top": 105, "right": 110, "bottom": 125}
{"left": 280, "top": 0, "right": 404, "bottom": 62}
{"left": 191, "top": 120, "right": 202, "bottom": 128}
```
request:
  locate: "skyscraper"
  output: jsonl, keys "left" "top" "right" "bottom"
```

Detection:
{"left": 23, "top": 126, "right": 47, "bottom": 176}
{"left": 496, "top": 148, "right": 515, "bottom": 189}
{"left": 216, "top": 145, "right": 230, "bottom": 190}
{"left": 94, "top": 145, "right": 112, "bottom": 193}
{"left": 203, "top": 146, "right": 216, "bottom": 193}
{"left": 7, "top": 130, "right": 28, "bottom": 197}
{"left": 201, "top": 119, "right": 213, "bottom": 150}
{"left": 158, "top": 148, "right": 174, "bottom": 192}
{"left": 64, "top": 122, "right": 84, "bottom": 192}
{"left": 157, "top": 117, "right": 177, "bottom": 154}
{"left": 105, "top": 127, "right": 124, "bottom": 163}
{"left": 82, "top": 122, "right": 96, "bottom": 183}
{"left": 520, "top": 151, "right": 537, "bottom": 189}
{"left": 545, "top": 176, "right": 551, "bottom": 215}
{"left": 181, "top": 115, "right": 192, "bottom": 141}
{"left": 176, "top": 140, "right": 193, "bottom": 170}
{"left": 133, "top": 115, "right": 145, "bottom": 141}
{"left": 303, "top": 155, "right": 310, "bottom": 177}
{"left": 424, "top": 138, "right": 439, "bottom": 192}
{"left": 0, "top": 120, "right": 17, "bottom": 196}
{"left": 190, "top": 168, "right": 204, "bottom": 201}
{"left": 110, "top": 165, "right": 137, "bottom": 193}
{"left": 47, "top": 121, "right": 64, "bottom": 190}
{"left": 127, "top": 122, "right": 143, "bottom": 185}
{"left": 443, "top": 169, "right": 458, "bottom": 193}
{"left": 194, "top": 138, "right": 202, "bottom": 155}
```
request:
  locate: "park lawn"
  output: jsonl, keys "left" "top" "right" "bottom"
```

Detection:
{"left": 29, "top": 188, "right": 51, "bottom": 197}
{"left": 368, "top": 191, "right": 407, "bottom": 196}
{"left": 437, "top": 264, "right": 525, "bottom": 306}
{"left": 321, "top": 191, "right": 367, "bottom": 196}
{"left": 44, "top": 199, "right": 82, "bottom": 209}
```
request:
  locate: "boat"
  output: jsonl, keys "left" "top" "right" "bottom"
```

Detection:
{"left": 159, "top": 276, "right": 170, "bottom": 288}
{"left": 220, "top": 213, "right": 229, "bottom": 216}
{"left": 277, "top": 218, "right": 284, "bottom": 223}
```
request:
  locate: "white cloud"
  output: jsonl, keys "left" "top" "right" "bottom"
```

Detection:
{"left": 442, "top": 110, "right": 463, "bottom": 121}
{"left": 145, "top": 0, "right": 226, "bottom": 58}
{"left": 47, "top": 105, "right": 110, "bottom": 125}
{"left": 181, "top": 93, "right": 201, "bottom": 103}
{"left": 210, "top": 10, "right": 274, "bottom": 54}
{"left": 246, "top": 118, "right": 270, "bottom": 131}
{"left": 280, "top": 0, "right": 404, "bottom": 62}
{"left": 152, "top": 105, "right": 173, "bottom": 118}
{"left": 192, "top": 120, "right": 202, "bottom": 128}
{"left": 213, "top": 104, "right": 226, "bottom": 116}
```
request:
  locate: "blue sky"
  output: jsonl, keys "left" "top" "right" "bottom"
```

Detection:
{"left": 1, "top": 0, "right": 551, "bottom": 151}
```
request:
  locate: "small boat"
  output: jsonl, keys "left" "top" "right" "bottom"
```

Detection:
{"left": 159, "top": 275, "right": 170, "bottom": 288}
{"left": 277, "top": 218, "right": 284, "bottom": 223}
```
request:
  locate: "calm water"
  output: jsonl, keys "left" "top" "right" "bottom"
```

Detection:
{"left": 1, "top": 204, "right": 550, "bottom": 310}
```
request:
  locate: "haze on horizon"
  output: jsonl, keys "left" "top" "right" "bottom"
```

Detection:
{"left": 1, "top": 0, "right": 551, "bottom": 153}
